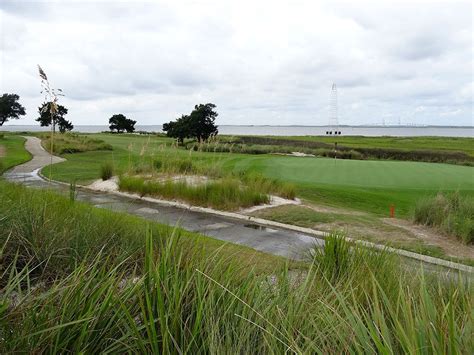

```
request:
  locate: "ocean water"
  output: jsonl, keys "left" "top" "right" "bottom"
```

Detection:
{"left": 1, "top": 125, "right": 473, "bottom": 137}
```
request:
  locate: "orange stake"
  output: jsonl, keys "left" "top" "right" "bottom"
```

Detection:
{"left": 390, "top": 204, "right": 395, "bottom": 218}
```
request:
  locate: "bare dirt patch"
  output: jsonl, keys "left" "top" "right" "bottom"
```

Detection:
{"left": 303, "top": 203, "right": 368, "bottom": 216}
{"left": 0, "top": 145, "right": 6, "bottom": 157}
{"left": 382, "top": 218, "right": 474, "bottom": 260}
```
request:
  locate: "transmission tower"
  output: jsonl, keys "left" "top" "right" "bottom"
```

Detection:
{"left": 327, "top": 83, "right": 340, "bottom": 135}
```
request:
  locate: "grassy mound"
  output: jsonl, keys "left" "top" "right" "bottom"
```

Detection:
{"left": 40, "top": 132, "right": 113, "bottom": 154}
{"left": 119, "top": 175, "right": 270, "bottom": 210}
{"left": 414, "top": 192, "right": 474, "bottom": 244}
{"left": 0, "top": 182, "right": 472, "bottom": 352}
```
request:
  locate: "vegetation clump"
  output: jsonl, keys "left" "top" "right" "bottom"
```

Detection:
{"left": 414, "top": 192, "right": 474, "bottom": 244}
{"left": 100, "top": 163, "right": 114, "bottom": 180}
{"left": 0, "top": 182, "right": 472, "bottom": 353}
{"left": 119, "top": 175, "right": 269, "bottom": 210}
{"left": 40, "top": 133, "right": 113, "bottom": 154}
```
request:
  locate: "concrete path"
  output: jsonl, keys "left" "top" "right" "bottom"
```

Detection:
{"left": 7, "top": 136, "right": 65, "bottom": 173}
{"left": 4, "top": 137, "right": 321, "bottom": 260}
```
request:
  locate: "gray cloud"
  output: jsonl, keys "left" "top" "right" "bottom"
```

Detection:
{"left": 0, "top": 0, "right": 472, "bottom": 126}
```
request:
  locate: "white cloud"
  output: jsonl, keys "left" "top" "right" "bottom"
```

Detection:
{"left": 0, "top": 0, "right": 472, "bottom": 126}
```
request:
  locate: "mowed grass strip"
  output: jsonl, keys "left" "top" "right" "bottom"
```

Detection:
{"left": 0, "top": 134, "right": 31, "bottom": 173}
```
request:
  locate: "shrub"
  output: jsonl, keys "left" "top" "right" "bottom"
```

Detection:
{"left": 414, "top": 192, "right": 474, "bottom": 244}
{"left": 0, "top": 133, "right": 4, "bottom": 139}
{"left": 100, "top": 163, "right": 114, "bottom": 181}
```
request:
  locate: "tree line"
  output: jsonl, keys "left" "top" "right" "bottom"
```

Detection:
{"left": 1, "top": 93, "right": 218, "bottom": 142}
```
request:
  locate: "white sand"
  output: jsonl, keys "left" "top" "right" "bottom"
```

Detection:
{"left": 87, "top": 176, "right": 119, "bottom": 192}
{"left": 240, "top": 196, "right": 301, "bottom": 214}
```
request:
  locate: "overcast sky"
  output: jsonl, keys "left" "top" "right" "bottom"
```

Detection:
{"left": 0, "top": 0, "right": 472, "bottom": 126}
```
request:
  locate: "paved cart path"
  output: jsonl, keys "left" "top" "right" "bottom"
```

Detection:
{"left": 4, "top": 136, "right": 322, "bottom": 260}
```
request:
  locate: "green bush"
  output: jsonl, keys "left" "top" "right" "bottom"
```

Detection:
{"left": 414, "top": 192, "right": 474, "bottom": 244}
{"left": 0, "top": 133, "right": 4, "bottom": 139}
{"left": 100, "top": 163, "right": 114, "bottom": 181}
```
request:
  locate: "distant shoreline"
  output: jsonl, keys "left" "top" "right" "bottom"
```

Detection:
{"left": 1, "top": 124, "right": 473, "bottom": 137}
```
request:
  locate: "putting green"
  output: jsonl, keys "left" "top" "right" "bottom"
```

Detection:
{"left": 248, "top": 156, "right": 474, "bottom": 190}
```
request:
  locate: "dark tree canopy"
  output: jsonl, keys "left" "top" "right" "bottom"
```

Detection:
{"left": 0, "top": 93, "right": 26, "bottom": 126}
{"left": 36, "top": 102, "right": 73, "bottom": 133}
{"left": 109, "top": 114, "right": 136, "bottom": 133}
{"left": 163, "top": 103, "right": 218, "bottom": 143}
{"left": 162, "top": 115, "right": 190, "bottom": 144}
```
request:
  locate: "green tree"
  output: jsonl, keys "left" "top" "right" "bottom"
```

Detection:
{"left": 162, "top": 115, "right": 191, "bottom": 144}
{"left": 0, "top": 93, "right": 26, "bottom": 126}
{"left": 36, "top": 102, "right": 73, "bottom": 133}
{"left": 163, "top": 103, "right": 218, "bottom": 143}
{"left": 109, "top": 114, "right": 136, "bottom": 133}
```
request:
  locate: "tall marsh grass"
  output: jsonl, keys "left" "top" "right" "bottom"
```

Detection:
{"left": 414, "top": 192, "right": 474, "bottom": 244}
{"left": 119, "top": 175, "right": 269, "bottom": 210}
{"left": 0, "top": 182, "right": 471, "bottom": 353}
{"left": 100, "top": 162, "right": 114, "bottom": 180}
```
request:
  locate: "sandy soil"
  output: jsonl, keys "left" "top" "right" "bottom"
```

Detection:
{"left": 162, "top": 174, "right": 211, "bottom": 186}
{"left": 87, "top": 176, "right": 119, "bottom": 192}
{"left": 0, "top": 145, "right": 5, "bottom": 157}
{"left": 240, "top": 196, "right": 301, "bottom": 213}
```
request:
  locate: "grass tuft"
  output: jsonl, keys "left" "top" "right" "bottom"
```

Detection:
{"left": 414, "top": 192, "right": 474, "bottom": 244}
{"left": 100, "top": 163, "right": 114, "bottom": 180}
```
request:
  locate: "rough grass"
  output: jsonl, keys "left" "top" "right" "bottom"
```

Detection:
{"left": 219, "top": 136, "right": 474, "bottom": 165}
{"left": 0, "top": 183, "right": 471, "bottom": 353}
{"left": 39, "top": 132, "right": 113, "bottom": 154}
{"left": 414, "top": 192, "right": 474, "bottom": 244}
{"left": 119, "top": 175, "right": 270, "bottom": 210}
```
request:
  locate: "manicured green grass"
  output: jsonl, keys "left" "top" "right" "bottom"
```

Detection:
{"left": 0, "top": 134, "right": 31, "bottom": 173}
{"left": 224, "top": 155, "right": 474, "bottom": 217}
{"left": 1, "top": 181, "right": 472, "bottom": 353}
